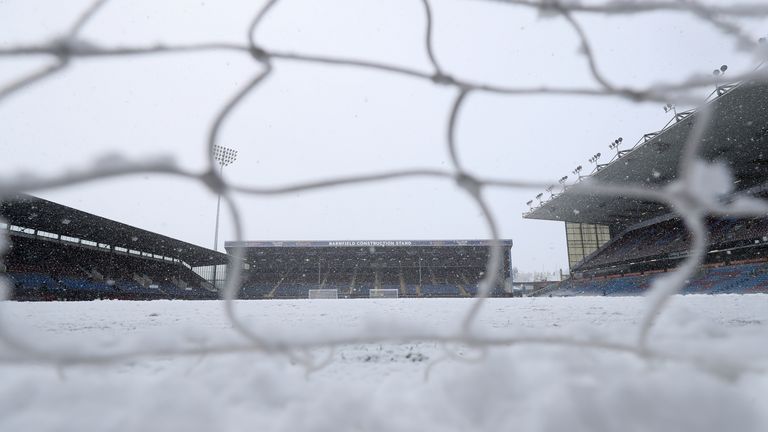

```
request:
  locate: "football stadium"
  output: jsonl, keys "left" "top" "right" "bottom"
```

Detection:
{"left": 2, "top": 1, "right": 768, "bottom": 431}
{"left": 5, "top": 78, "right": 766, "bottom": 301}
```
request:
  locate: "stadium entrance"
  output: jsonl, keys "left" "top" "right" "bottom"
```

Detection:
{"left": 226, "top": 240, "right": 513, "bottom": 299}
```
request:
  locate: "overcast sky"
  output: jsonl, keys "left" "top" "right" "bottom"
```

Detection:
{"left": 1, "top": 0, "right": 766, "bottom": 273}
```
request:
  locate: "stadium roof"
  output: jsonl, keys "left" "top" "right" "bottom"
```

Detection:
{"left": 226, "top": 240, "right": 514, "bottom": 249}
{"left": 524, "top": 79, "right": 768, "bottom": 226}
{"left": 1, "top": 194, "right": 228, "bottom": 266}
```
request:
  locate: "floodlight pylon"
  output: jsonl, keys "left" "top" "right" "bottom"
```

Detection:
{"left": 212, "top": 145, "right": 238, "bottom": 253}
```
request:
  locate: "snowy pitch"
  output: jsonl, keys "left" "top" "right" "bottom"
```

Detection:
{"left": 1, "top": 296, "right": 767, "bottom": 432}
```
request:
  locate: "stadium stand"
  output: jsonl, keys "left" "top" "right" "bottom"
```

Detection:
{"left": 227, "top": 240, "right": 512, "bottom": 299}
{"left": 575, "top": 216, "right": 768, "bottom": 272}
{"left": 1, "top": 194, "right": 227, "bottom": 301}
{"left": 525, "top": 76, "right": 768, "bottom": 296}
{"left": 557, "top": 260, "right": 768, "bottom": 296}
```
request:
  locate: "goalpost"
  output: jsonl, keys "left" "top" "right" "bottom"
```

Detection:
{"left": 369, "top": 288, "right": 399, "bottom": 299}
{"left": 308, "top": 289, "right": 338, "bottom": 299}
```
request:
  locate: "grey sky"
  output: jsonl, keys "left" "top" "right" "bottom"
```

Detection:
{"left": 1, "top": 0, "right": 766, "bottom": 273}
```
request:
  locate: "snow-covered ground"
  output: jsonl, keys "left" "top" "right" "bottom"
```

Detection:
{"left": 1, "top": 296, "right": 767, "bottom": 432}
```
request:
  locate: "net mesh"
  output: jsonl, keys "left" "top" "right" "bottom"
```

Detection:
{"left": 0, "top": 0, "right": 767, "bottom": 376}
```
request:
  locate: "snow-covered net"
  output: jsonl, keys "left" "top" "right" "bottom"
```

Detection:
{"left": 1, "top": 0, "right": 768, "bottom": 400}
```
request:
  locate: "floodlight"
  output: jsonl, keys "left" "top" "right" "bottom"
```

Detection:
{"left": 609, "top": 137, "right": 624, "bottom": 155}
{"left": 213, "top": 144, "right": 238, "bottom": 168}
{"left": 712, "top": 64, "right": 728, "bottom": 93}
{"left": 212, "top": 144, "right": 239, "bottom": 252}
{"left": 713, "top": 64, "right": 728, "bottom": 77}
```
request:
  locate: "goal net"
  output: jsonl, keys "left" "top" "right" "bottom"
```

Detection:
{"left": 369, "top": 289, "right": 399, "bottom": 299}
{"left": 308, "top": 289, "right": 338, "bottom": 299}
{"left": 2, "top": 1, "right": 768, "bottom": 430}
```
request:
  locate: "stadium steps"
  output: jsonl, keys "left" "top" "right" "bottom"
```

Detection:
{"left": 347, "top": 267, "right": 358, "bottom": 297}
{"left": 170, "top": 277, "right": 188, "bottom": 289}
{"left": 461, "top": 274, "right": 477, "bottom": 296}
{"left": 266, "top": 275, "right": 286, "bottom": 299}
{"left": 428, "top": 266, "right": 437, "bottom": 285}
{"left": 132, "top": 273, "right": 152, "bottom": 287}
{"left": 419, "top": 267, "right": 438, "bottom": 296}
{"left": 453, "top": 272, "right": 470, "bottom": 297}
{"left": 86, "top": 267, "right": 105, "bottom": 281}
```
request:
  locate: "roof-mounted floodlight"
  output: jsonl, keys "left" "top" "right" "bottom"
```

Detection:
{"left": 663, "top": 103, "right": 678, "bottom": 119}
{"left": 712, "top": 64, "right": 728, "bottom": 76}
{"left": 713, "top": 64, "right": 728, "bottom": 94}
{"left": 609, "top": 137, "right": 624, "bottom": 157}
